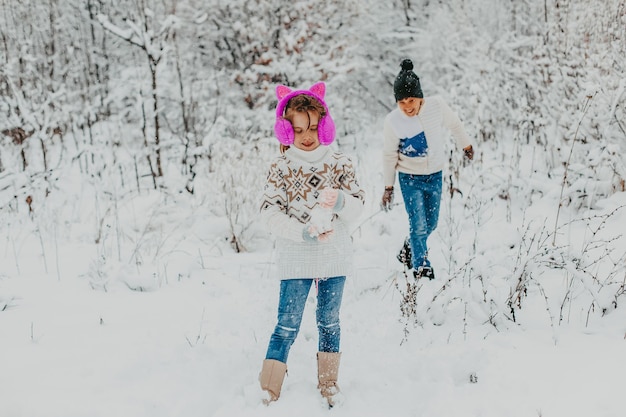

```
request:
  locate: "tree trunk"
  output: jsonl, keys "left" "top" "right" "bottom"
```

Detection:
{"left": 150, "top": 60, "right": 163, "bottom": 178}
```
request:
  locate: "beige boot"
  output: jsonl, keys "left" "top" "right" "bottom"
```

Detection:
{"left": 259, "top": 359, "right": 288, "bottom": 404}
{"left": 317, "top": 352, "right": 341, "bottom": 407}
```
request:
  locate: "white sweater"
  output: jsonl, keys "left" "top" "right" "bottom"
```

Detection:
{"left": 260, "top": 146, "right": 365, "bottom": 280}
{"left": 382, "top": 95, "right": 472, "bottom": 186}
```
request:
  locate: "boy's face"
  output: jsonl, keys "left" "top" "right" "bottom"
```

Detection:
{"left": 397, "top": 97, "right": 423, "bottom": 117}
{"left": 291, "top": 111, "right": 321, "bottom": 151}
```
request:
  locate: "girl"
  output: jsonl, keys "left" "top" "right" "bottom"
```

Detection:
{"left": 259, "top": 82, "right": 365, "bottom": 407}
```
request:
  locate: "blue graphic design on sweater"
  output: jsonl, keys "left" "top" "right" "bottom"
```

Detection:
{"left": 399, "top": 131, "right": 428, "bottom": 157}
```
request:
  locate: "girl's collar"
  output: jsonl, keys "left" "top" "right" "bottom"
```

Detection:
{"left": 285, "top": 145, "right": 331, "bottom": 163}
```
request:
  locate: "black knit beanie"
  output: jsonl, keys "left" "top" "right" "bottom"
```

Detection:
{"left": 393, "top": 59, "right": 423, "bottom": 101}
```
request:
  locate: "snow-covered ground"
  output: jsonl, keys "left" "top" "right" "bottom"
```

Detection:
{"left": 1, "top": 1, "right": 625, "bottom": 415}
{"left": 1, "top": 146, "right": 624, "bottom": 416}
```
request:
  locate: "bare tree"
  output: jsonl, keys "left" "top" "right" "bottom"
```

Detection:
{"left": 97, "top": 7, "right": 177, "bottom": 181}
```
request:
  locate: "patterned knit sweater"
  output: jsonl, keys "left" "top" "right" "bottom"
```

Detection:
{"left": 260, "top": 146, "right": 365, "bottom": 280}
{"left": 382, "top": 95, "right": 472, "bottom": 186}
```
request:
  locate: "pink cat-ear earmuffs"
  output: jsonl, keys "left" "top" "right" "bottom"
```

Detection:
{"left": 274, "top": 82, "right": 336, "bottom": 146}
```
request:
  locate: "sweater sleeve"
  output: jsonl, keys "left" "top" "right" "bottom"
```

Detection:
{"left": 335, "top": 155, "right": 366, "bottom": 221}
{"left": 259, "top": 160, "right": 307, "bottom": 242}
{"left": 438, "top": 96, "right": 472, "bottom": 150}
{"left": 382, "top": 115, "right": 400, "bottom": 187}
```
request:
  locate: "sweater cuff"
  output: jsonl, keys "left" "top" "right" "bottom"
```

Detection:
{"left": 333, "top": 191, "right": 345, "bottom": 212}
{"left": 302, "top": 226, "right": 317, "bottom": 243}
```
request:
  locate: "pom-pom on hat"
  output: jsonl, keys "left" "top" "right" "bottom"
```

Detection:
{"left": 393, "top": 59, "right": 423, "bottom": 101}
{"left": 274, "top": 82, "right": 336, "bottom": 146}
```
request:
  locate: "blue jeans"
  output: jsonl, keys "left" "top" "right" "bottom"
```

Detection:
{"left": 398, "top": 171, "right": 442, "bottom": 269}
{"left": 265, "top": 276, "right": 345, "bottom": 364}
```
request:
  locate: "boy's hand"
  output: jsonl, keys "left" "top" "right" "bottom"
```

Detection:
{"left": 381, "top": 187, "right": 394, "bottom": 212}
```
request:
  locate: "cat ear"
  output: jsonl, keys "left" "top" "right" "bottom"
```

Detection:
{"left": 309, "top": 82, "right": 326, "bottom": 99}
{"left": 276, "top": 85, "right": 292, "bottom": 99}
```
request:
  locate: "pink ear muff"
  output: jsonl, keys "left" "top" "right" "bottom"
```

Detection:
{"left": 317, "top": 113, "right": 335, "bottom": 146}
{"left": 274, "top": 117, "right": 295, "bottom": 145}
{"left": 274, "top": 82, "right": 336, "bottom": 146}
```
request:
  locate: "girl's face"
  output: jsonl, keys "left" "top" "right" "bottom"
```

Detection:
{"left": 291, "top": 111, "right": 321, "bottom": 151}
{"left": 397, "top": 97, "right": 424, "bottom": 117}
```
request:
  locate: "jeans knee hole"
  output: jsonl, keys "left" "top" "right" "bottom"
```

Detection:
{"left": 275, "top": 324, "right": 298, "bottom": 339}
{"left": 318, "top": 321, "right": 339, "bottom": 330}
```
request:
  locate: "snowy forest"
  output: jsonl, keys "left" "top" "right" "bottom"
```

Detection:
{"left": 1, "top": 1, "right": 625, "bottom": 416}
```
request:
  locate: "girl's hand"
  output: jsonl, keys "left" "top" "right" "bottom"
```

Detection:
{"left": 303, "top": 206, "right": 334, "bottom": 243}
{"left": 315, "top": 229, "right": 334, "bottom": 243}
{"left": 317, "top": 230, "right": 335, "bottom": 243}
{"left": 303, "top": 225, "right": 334, "bottom": 243}
{"left": 319, "top": 188, "right": 344, "bottom": 211}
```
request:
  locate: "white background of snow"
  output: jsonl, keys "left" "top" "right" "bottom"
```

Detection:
{"left": 1, "top": 1, "right": 625, "bottom": 416}
{"left": 1, "top": 135, "right": 625, "bottom": 417}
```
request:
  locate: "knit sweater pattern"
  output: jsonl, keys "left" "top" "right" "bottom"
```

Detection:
{"left": 382, "top": 95, "right": 472, "bottom": 186}
{"left": 260, "top": 146, "right": 365, "bottom": 280}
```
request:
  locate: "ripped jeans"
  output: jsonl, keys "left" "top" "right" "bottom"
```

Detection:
{"left": 265, "top": 276, "right": 345, "bottom": 364}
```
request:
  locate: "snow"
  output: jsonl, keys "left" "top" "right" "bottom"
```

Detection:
{"left": 1, "top": 154, "right": 624, "bottom": 416}
{"left": 1, "top": 1, "right": 625, "bottom": 416}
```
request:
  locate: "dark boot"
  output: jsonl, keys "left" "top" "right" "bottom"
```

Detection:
{"left": 396, "top": 237, "right": 413, "bottom": 269}
{"left": 414, "top": 265, "right": 435, "bottom": 280}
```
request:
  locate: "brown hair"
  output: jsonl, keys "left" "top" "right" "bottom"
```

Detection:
{"left": 280, "top": 94, "right": 326, "bottom": 154}
{"left": 283, "top": 94, "right": 326, "bottom": 120}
